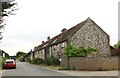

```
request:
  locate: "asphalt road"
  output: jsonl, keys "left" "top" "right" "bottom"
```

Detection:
{"left": 1, "top": 61, "right": 118, "bottom": 78}
{"left": 2, "top": 61, "right": 68, "bottom": 76}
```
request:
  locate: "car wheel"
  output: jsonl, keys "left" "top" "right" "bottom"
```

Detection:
{"left": 13, "top": 67, "right": 16, "bottom": 69}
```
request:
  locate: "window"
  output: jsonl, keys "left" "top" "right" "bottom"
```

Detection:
{"left": 61, "top": 42, "right": 65, "bottom": 48}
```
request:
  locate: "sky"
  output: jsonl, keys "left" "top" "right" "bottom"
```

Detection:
{"left": 0, "top": 0, "right": 14, "bottom": 2}
{"left": 0, "top": 0, "right": 119, "bottom": 56}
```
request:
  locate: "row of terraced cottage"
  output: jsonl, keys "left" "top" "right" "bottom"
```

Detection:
{"left": 23, "top": 17, "right": 119, "bottom": 70}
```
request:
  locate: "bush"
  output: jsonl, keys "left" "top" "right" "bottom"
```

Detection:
{"left": 114, "top": 41, "right": 120, "bottom": 48}
{"left": 77, "top": 47, "right": 96, "bottom": 57}
{"left": 45, "top": 56, "right": 60, "bottom": 66}
{"left": 28, "top": 59, "right": 32, "bottom": 63}
{"left": 64, "top": 44, "right": 97, "bottom": 57}
{"left": 31, "top": 58, "right": 44, "bottom": 65}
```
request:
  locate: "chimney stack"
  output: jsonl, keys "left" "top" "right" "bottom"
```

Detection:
{"left": 61, "top": 28, "right": 67, "bottom": 33}
{"left": 47, "top": 36, "right": 50, "bottom": 41}
{"left": 42, "top": 41, "right": 44, "bottom": 43}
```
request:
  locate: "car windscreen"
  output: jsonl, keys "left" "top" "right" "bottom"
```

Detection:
{"left": 5, "top": 61, "right": 14, "bottom": 63}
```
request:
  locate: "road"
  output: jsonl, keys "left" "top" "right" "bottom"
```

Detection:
{"left": 1, "top": 61, "right": 118, "bottom": 78}
{"left": 2, "top": 61, "right": 68, "bottom": 76}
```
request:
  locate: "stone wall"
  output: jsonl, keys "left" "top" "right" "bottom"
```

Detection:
{"left": 38, "top": 49, "right": 45, "bottom": 60}
{"left": 33, "top": 49, "right": 45, "bottom": 60}
{"left": 51, "top": 41, "right": 67, "bottom": 58}
{"left": 70, "top": 18, "right": 110, "bottom": 57}
{"left": 61, "top": 56, "right": 119, "bottom": 70}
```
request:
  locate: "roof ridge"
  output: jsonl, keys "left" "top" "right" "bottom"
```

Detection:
{"left": 52, "top": 18, "right": 88, "bottom": 45}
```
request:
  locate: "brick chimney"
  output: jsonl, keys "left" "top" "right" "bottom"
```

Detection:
{"left": 47, "top": 36, "right": 50, "bottom": 41}
{"left": 42, "top": 41, "right": 44, "bottom": 43}
{"left": 61, "top": 28, "right": 67, "bottom": 33}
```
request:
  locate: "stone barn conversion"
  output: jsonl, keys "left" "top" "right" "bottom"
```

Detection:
{"left": 50, "top": 17, "right": 110, "bottom": 58}
{"left": 23, "top": 17, "right": 118, "bottom": 70}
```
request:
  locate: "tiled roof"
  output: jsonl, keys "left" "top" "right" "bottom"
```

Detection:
{"left": 52, "top": 18, "right": 87, "bottom": 45}
{"left": 34, "top": 33, "right": 62, "bottom": 51}
{"left": 34, "top": 18, "right": 88, "bottom": 51}
{"left": 34, "top": 17, "right": 109, "bottom": 52}
{"left": 55, "top": 17, "right": 109, "bottom": 45}
{"left": 24, "top": 50, "right": 32, "bottom": 57}
{"left": 34, "top": 41, "right": 49, "bottom": 51}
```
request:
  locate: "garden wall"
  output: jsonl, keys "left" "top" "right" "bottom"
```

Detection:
{"left": 61, "top": 56, "right": 119, "bottom": 70}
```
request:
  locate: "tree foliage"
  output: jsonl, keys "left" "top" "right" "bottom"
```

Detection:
{"left": 16, "top": 51, "right": 26, "bottom": 58}
{"left": 0, "top": 49, "right": 10, "bottom": 69}
{"left": 114, "top": 41, "right": 120, "bottom": 48}
{"left": 0, "top": 49, "right": 9, "bottom": 58}
{"left": 64, "top": 44, "right": 96, "bottom": 57}
{"left": 0, "top": 0, "right": 18, "bottom": 40}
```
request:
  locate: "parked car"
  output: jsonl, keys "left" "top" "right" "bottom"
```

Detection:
{"left": 4, "top": 59, "right": 16, "bottom": 69}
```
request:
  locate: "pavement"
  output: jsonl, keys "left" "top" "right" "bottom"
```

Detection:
{"left": 56, "top": 70, "right": 119, "bottom": 76}
{"left": 39, "top": 64, "right": 119, "bottom": 76}
{"left": 32, "top": 62, "right": 119, "bottom": 76}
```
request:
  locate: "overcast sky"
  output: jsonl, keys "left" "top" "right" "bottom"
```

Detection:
{"left": 0, "top": 0, "right": 119, "bottom": 56}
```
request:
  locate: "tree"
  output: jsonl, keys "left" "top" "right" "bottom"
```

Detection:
{"left": 16, "top": 51, "right": 26, "bottom": 59}
{"left": 0, "top": 0, "right": 18, "bottom": 40}
{"left": 0, "top": 49, "right": 9, "bottom": 58}
{"left": 114, "top": 41, "right": 120, "bottom": 48}
{"left": 0, "top": 49, "right": 10, "bottom": 69}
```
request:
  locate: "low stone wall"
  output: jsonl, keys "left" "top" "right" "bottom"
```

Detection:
{"left": 61, "top": 56, "right": 119, "bottom": 70}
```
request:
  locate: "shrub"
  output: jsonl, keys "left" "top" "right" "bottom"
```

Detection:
{"left": 114, "top": 41, "right": 120, "bottom": 48}
{"left": 45, "top": 56, "right": 60, "bottom": 66}
{"left": 28, "top": 59, "right": 32, "bottom": 63}
{"left": 77, "top": 47, "right": 96, "bottom": 57}
{"left": 64, "top": 44, "right": 96, "bottom": 57}
{"left": 31, "top": 58, "right": 44, "bottom": 65}
{"left": 64, "top": 44, "right": 79, "bottom": 57}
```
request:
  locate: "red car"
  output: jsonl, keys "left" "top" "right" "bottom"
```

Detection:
{"left": 4, "top": 59, "right": 16, "bottom": 69}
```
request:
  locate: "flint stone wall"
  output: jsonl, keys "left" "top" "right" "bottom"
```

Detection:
{"left": 70, "top": 19, "right": 110, "bottom": 57}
